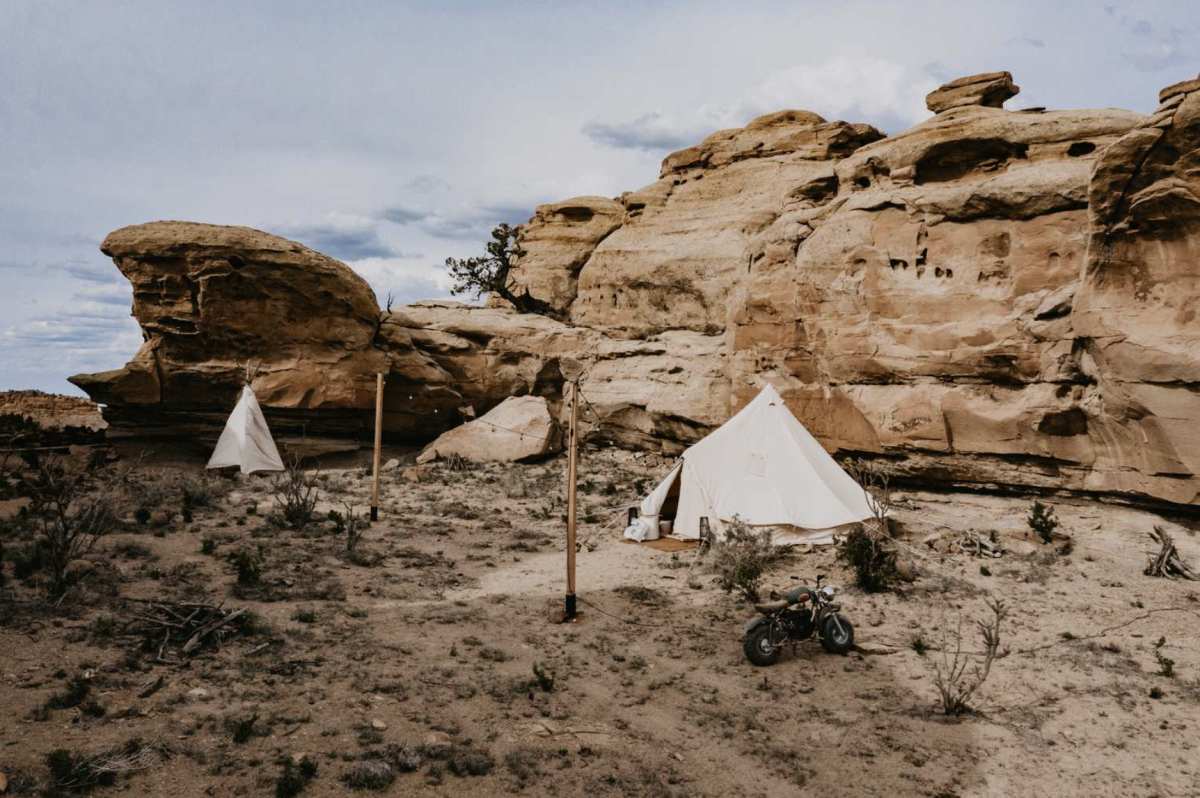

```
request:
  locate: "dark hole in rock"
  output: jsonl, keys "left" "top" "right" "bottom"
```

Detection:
{"left": 935, "top": 267, "right": 943, "bottom": 277}
{"left": 979, "top": 232, "right": 1012, "bottom": 259}
{"left": 1067, "top": 142, "right": 1096, "bottom": 157}
{"left": 854, "top": 177, "right": 870, "bottom": 188}
{"left": 558, "top": 206, "right": 596, "bottom": 223}
{"left": 792, "top": 174, "right": 840, "bottom": 204}
{"left": 945, "top": 268, "right": 953, "bottom": 278}
{"left": 228, "top": 255, "right": 245, "bottom": 270}
{"left": 1037, "top": 408, "right": 1089, "bottom": 437}
{"left": 915, "top": 139, "right": 1029, "bottom": 185}
{"left": 889, "top": 259, "right": 907, "bottom": 270}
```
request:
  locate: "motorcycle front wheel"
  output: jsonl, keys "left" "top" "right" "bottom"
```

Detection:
{"left": 743, "top": 623, "right": 783, "bottom": 667}
{"left": 820, "top": 614, "right": 855, "bottom": 655}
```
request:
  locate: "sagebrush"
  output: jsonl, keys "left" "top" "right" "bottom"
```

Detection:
{"left": 707, "top": 515, "right": 780, "bottom": 603}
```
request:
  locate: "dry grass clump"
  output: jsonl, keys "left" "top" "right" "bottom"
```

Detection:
{"left": 341, "top": 761, "right": 394, "bottom": 790}
{"left": 44, "top": 738, "right": 171, "bottom": 794}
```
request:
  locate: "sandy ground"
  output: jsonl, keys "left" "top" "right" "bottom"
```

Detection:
{"left": 2, "top": 445, "right": 1199, "bottom": 798}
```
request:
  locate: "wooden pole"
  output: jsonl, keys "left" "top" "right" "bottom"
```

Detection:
{"left": 370, "top": 372, "right": 384, "bottom": 522}
{"left": 565, "top": 379, "right": 579, "bottom": 618}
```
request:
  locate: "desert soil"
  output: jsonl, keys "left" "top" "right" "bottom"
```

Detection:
{"left": 2, "top": 444, "right": 1199, "bottom": 798}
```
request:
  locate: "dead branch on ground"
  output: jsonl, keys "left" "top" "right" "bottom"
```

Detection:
{"left": 117, "top": 598, "right": 250, "bottom": 662}
{"left": 1145, "top": 526, "right": 1197, "bottom": 580}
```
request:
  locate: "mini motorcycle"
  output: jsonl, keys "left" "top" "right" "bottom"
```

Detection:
{"left": 742, "top": 574, "right": 855, "bottom": 666}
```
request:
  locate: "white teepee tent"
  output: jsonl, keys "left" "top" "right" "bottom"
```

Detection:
{"left": 634, "top": 384, "right": 875, "bottom": 545}
{"left": 206, "top": 385, "right": 285, "bottom": 474}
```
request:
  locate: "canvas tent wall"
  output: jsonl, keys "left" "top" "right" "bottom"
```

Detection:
{"left": 206, "top": 386, "right": 285, "bottom": 474}
{"left": 637, "top": 384, "right": 875, "bottom": 545}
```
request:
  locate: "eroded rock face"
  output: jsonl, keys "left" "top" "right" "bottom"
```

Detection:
{"left": 1070, "top": 73, "right": 1200, "bottom": 503}
{"left": 501, "top": 197, "right": 625, "bottom": 314}
{"left": 508, "top": 111, "right": 883, "bottom": 337}
{"left": 387, "top": 301, "right": 727, "bottom": 454}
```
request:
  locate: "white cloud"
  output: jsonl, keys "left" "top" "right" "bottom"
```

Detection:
{"left": 584, "top": 57, "right": 940, "bottom": 154}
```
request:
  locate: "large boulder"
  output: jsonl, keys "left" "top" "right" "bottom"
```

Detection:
{"left": 417, "top": 395, "right": 561, "bottom": 463}
{"left": 725, "top": 83, "right": 1172, "bottom": 500}
{"left": 925, "top": 71, "right": 1019, "bottom": 114}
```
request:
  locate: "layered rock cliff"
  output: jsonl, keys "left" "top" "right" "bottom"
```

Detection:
{"left": 71, "top": 70, "right": 1200, "bottom": 507}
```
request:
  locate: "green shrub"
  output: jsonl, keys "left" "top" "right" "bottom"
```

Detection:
{"left": 231, "top": 550, "right": 262, "bottom": 586}
{"left": 1155, "top": 636, "right": 1176, "bottom": 678}
{"left": 45, "top": 675, "right": 90, "bottom": 710}
{"left": 272, "top": 460, "right": 319, "bottom": 529}
{"left": 1028, "top": 501, "right": 1059, "bottom": 545}
{"left": 531, "top": 663, "right": 556, "bottom": 693}
{"left": 446, "top": 747, "right": 495, "bottom": 777}
{"left": 276, "top": 757, "right": 318, "bottom": 797}
{"left": 836, "top": 523, "right": 897, "bottom": 593}
{"left": 45, "top": 748, "right": 116, "bottom": 793}
{"left": 707, "top": 515, "right": 779, "bottom": 603}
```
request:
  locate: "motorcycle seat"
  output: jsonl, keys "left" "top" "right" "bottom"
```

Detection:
{"left": 754, "top": 599, "right": 789, "bottom": 613}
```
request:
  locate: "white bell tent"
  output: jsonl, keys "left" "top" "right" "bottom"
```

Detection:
{"left": 634, "top": 384, "right": 875, "bottom": 545}
{"left": 206, "top": 386, "right": 285, "bottom": 474}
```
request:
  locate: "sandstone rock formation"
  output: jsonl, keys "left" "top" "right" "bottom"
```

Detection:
{"left": 546, "top": 112, "right": 883, "bottom": 336}
{"left": 73, "top": 69, "right": 1200, "bottom": 507}
{"left": 417, "top": 395, "right": 561, "bottom": 463}
{"left": 925, "top": 71, "right": 1019, "bottom": 114}
{"left": 0, "top": 390, "right": 106, "bottom": 432}
{"left": 68, "top": 222, "right": 465, "bottom": 447}
{"left": 390, "top": 301, "right": 728, "bottom": 451}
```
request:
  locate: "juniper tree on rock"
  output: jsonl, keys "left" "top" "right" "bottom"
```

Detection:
{"left": 445, "top": 223, "right": 559, "bottom": 318}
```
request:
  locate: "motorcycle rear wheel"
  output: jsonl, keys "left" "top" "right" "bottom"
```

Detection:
{"left": 743, "top": 624, "right": 783, "bottom": 666}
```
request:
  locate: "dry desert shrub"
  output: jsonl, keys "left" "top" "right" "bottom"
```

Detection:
{"left": 19, "top": 454, "right": 126, "bottom": 597}
{"left": 932, "top": 598, "right": 1008, "bottom": 716}
{"left": 272, "top": 459, "right": 320, "bottom": 529}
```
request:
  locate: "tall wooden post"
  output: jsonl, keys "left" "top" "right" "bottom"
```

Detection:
{"left": 370, "top": 373, "right": 384, "bottom": 522}
{"left": 565, "top": 379, "right": 579, "bottom": 618}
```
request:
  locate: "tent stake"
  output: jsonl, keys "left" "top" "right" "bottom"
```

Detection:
{"left": 370, "top": 372, "right": 384, "bottom": 522}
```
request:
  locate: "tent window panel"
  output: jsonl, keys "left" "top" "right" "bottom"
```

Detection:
{"left": 746, "top": 452, "right": 766, "bottom": 477}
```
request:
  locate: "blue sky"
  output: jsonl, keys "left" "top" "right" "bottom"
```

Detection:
{"left": 1, "top": 0, "right": 1196, "bottom": 394}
